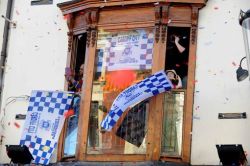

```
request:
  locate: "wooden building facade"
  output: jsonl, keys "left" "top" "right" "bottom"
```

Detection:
{"left": 57, "top": 0, "right": 207, "bottom": 164}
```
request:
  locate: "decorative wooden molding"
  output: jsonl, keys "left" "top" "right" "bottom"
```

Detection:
{"left": 91, "top": 28, "right": 97, "bottom": 47}
{"left": 90, "top": 9, "right": 99, "bottom": 27}
{"left": 154, "top": 5, "right": 161, "bottom": 43}
{"left": 66, "top": 13, "right": 74, "bottom": 30}
{"left": 161, "top": 25, "right": 167, "bottom": 43}
{"left": 161, "top": 5, "right": 169, "bottom": 25}
{"left": 85, "top": 11, "right": 92, "bottom": 25}
{"left": 67, "top": 31, "right": 73, "bottom": 52}
{"left": 191, "top": 6, "right": 198, "bottom": 44}
{"left": 86, "top": 28, "right": 91, "bottom": 47}
{"left": 57, "top": 0, "right": 208, "bottom": 15}
{"left": 155, "top": 25, "right": 160, "bottom": 43}
{"left": 191, "top": 25, "right": 197, "bottom": 45}
{"left": 90, "top": 9, "right": 99, "bottom": 46}
{"left": 161, "top": 5, "right": 169, "bottom": 43}
{"left": 85, "top": 9, "right": 99, "bottom": 47}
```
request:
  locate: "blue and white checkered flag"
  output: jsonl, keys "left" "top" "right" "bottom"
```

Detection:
{"left": 20, "top": 90, "right": 74, "bottom": 165}
{"left": 101, "top": 70, "right": 173, "bottom": 131}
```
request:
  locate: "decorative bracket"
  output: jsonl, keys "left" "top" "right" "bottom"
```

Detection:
{"left": 91, "top": 29, "right": 97, "bottom": 47}
{"left": 154, "top": 5, "right": 161, "bottom": 43}
{"left": 86, "top": 28, "right": 91, "bottom": 47}
{"left": 191, "top": 6, "right": 199, "bottom": 44}
{"left": 66, "top": 13, "right": 74, "bottom": 30}
{"left": 85, "top": 9, "right": 99, "bottom": 47}
{"left": 67, "top": 31, "right": 73, "bottom": 52}
{"left": 66, "top": 13, "right": 74, "bottom": 52}
{"left": 161, "top": 5, "right": 169, "bottom": 43}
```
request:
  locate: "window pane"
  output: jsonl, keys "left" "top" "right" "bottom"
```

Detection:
{"left": 87, "top": 29, "right": 154, "bottom": 154}
{"left": 64, "top": 96, "right": 81, "bottom": 156}
{"left": 64, "top": 34, "right": 86, "bottom": 157}
{"left": 161, "top": 91, "right": 185, "bottom": 156}
{"left": 165, "top": 27, "right": 190, "bottom": 89}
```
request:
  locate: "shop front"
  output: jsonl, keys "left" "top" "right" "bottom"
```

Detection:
{"left": 57, "top": 0, "right": 207, "bottom": 164}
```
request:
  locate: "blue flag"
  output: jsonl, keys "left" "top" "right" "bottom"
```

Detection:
{"left": 20, "top": 90, "right": 74, "bottom": 165}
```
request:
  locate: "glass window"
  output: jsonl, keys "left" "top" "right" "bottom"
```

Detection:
{"left": 63, "top": 34, "right": 86, "bottom": 156}
{"left": 87, "top": 29, "right": 154, "bottom": 154}
{"left": 161, "top": 27, "right": 190, "bottom": 157}
{"left": 64, "top": 96, "right": 81, "bottom": 156}
{"left": 161, "top": 91, "right": 185, "bottom": 156}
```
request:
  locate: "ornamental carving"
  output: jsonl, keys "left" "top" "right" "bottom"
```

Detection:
{"left": 91, "top": 29, "right": 97, "bottom": 47}
{"left": 161, "top": 5, "right": 169, "bottom": 43}
{"left": 67, "top": 31, "right": 73, "bottom": 52}
{"left": 86, "top": 28, "right": 91, "bottom": 47}
{"left": 191, "top": 6, "right": 199, "bottom": 44}
{"left": 154, "top": 5, "right": 161, "bottom": 43}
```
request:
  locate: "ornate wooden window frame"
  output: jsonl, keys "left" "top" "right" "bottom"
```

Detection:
{"left": 57, "top": 0, "right": 207, "bottom": 163}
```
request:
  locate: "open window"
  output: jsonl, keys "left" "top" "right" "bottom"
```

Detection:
{"left": 165, "top": 27, "right": 190, "bottom": 90}
{"left": 63, "top": 33, "right": 86, "bottom": 157}
{"left": 161, "top": 27, "right": 190, "bottom": 157}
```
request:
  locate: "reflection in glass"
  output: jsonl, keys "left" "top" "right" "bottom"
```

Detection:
{"left": 161, "top": 91, "right": 184, "bottom": 156}
{"left": 64, "top": 96, "right": 81, "bottom": 156}
{"left": 87, "top": 29, "right": 154, "bottom": 154}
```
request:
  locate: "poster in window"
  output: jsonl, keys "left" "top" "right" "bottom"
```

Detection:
{"left": 99, "top": 30, "right": 154, "bottom": 71}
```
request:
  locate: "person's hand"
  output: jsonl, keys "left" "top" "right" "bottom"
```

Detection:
{"left": 65, "top": 67, "right": 74, "bottom": 82}
{"left": 65, "top": 75, "right": 74, "bottom": 82}
{"left": 174, "top": 35, "right": 180, "bottom": 44}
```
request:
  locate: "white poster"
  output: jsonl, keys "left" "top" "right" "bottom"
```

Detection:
{"left": 99, "top": 30, "right": 154, "bottom": 71}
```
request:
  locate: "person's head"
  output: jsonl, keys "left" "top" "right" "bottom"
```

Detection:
{"left": 166, "top": 70, "right": 182, "bottom": 88}
{"left": 166, "top": 70, "right": 177, "bottom": 80}
{"left": 79, "top": 64, "right": 84, "bottom": 77}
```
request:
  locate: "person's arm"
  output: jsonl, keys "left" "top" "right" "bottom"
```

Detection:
{"left": 174, "top": 36, "right": 185, "bottom": 53}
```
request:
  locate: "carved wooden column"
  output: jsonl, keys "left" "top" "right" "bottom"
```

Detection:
{"left": 191, "top": 6, "right": 198, "bottom": 44}
{"left": 85, "top": 10, "right": 99, "bottom": 47}
{"left": 182, "top": 5, "right": 199, "bottom": 162}
{"left": 90, "top": 10, "right": 99, "bottom": 47}
{"left": 154, "top": 5, "right": 161, "bottom": 43}
{"left": 161, "top": 5, "right": 169, "bottom": 43}
{"left": 85, "top": 11, "right": 92, "bottom": 47}
{"left": 76, "top": 8, "right": 99, "bottom": 161}
{"left": 66, "top": 13, "right": 74, "bottom": 53}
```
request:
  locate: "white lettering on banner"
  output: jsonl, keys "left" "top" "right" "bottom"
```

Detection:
{"left": 28, "top": 112, "right": 40, "bottom": 133}
{"left": 51, "top": 117, "right": 60, "bottom": 139}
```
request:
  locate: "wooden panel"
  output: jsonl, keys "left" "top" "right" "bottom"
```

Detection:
{"left": 74, "top": 13, "right": 88, "bottom": 32}
{"left": 98, "top": 22, "right": 155, "bottom": 31}
{"left": 146, "top": 25, "right": 167, "bottom": 161}
{"left": 58, "top": 0, "right": 207, "bottom": 15}
{"left": 168, "top": 6, "right": 192, "bottom": 25}
{"left": 86, "top": 154, "right": 146, "bottom": 161}
{"left": 98, "top": 7, "right": 155, "bottom": 27}
{"left": 182, "top": 7, "right": 198, "bottom": 163}
{"left": 75, "top": 34, "right": 97, "bottom": 161}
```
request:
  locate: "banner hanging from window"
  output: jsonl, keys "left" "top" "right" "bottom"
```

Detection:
{"left": 20, "top": 90, "right": 74, "bottom": 165}
{"left": 101, "top": 70, "right": 173, "bottom": 131}
{"left": 99, "top": 30, "right": 154, "bottom": 71}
